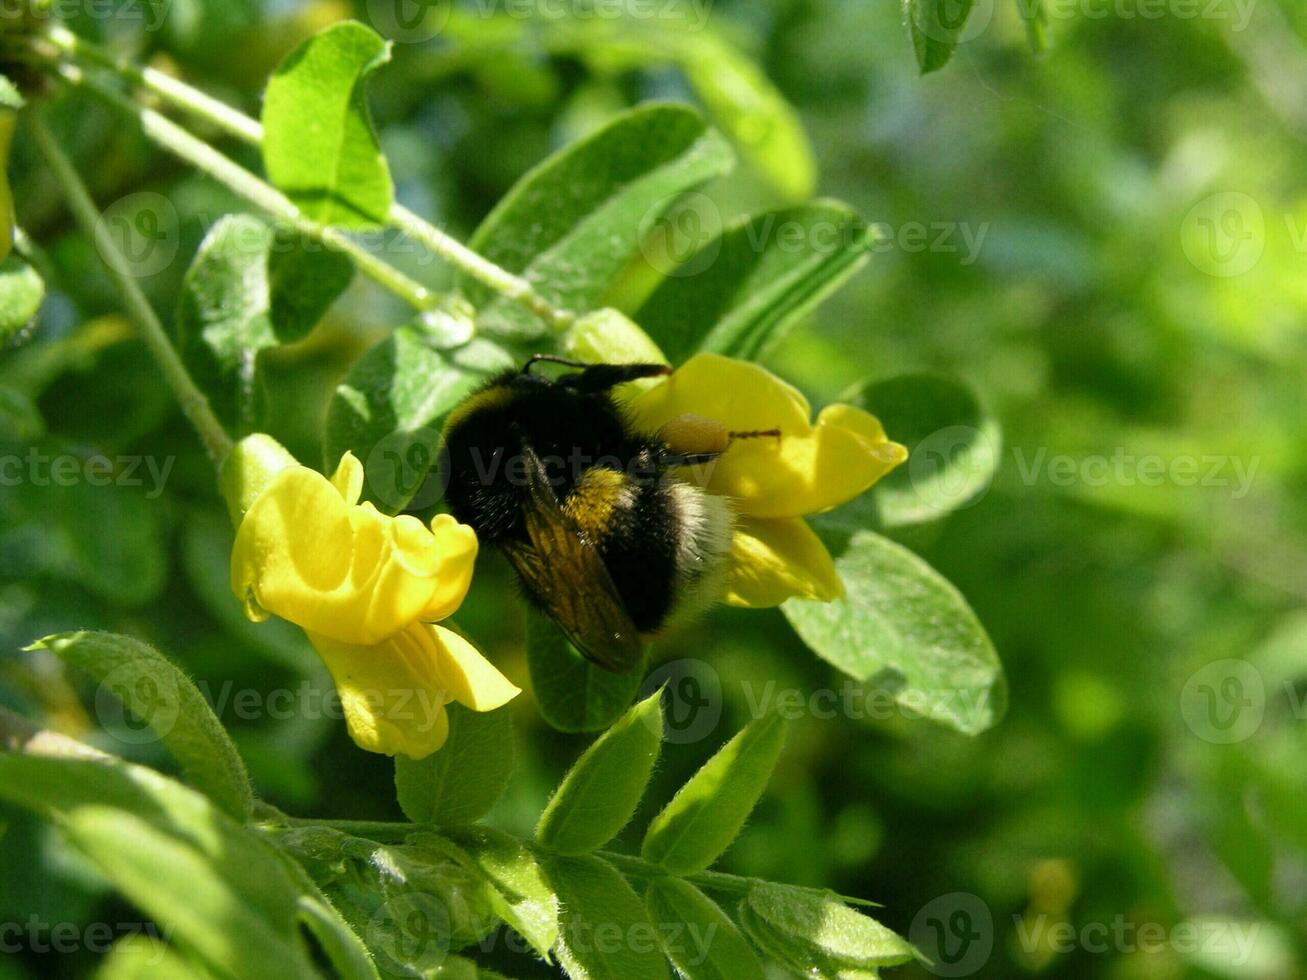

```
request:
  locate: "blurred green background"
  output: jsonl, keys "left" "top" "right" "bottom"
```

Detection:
{"left": 4, "top": 0, "right": 1307, "bottom": 977}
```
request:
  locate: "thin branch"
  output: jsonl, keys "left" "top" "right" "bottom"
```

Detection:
{"left": 30, "top": 110, "right": 234, "bottom": 465}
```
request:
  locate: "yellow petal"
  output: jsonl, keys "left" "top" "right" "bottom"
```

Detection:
{"left": 230, "top": 465, "right": 455, "bottom": 645}
{"left": 429, "top": 624, "right": 521, "bottom": 711}
{"left": 330, "top": 451, "right": 365, "bottom": 505}
{"left": 420, "top": 515, "right": 479, "bottom": 621}
{"left": 726, "top": 516, "right": 843, "bottom": 608}
{"left": 627, "top": 354, "right": 906, "bottom": 518}
{"left": 308, "top": 623, "right": 456, "bottom": 759}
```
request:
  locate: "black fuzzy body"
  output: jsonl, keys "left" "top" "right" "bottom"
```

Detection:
{"left": 441, "top": 369, "right": 682, "bottom": 632}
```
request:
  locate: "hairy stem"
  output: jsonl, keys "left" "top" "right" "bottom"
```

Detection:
{"left": 50, "top": 62, "right": 435, "bottom": 311}
{"left": 41, "top": 26, "right": 574, "bottom": 329}
{"left": 30, "top": 111, "right": 234, "bottom": 465}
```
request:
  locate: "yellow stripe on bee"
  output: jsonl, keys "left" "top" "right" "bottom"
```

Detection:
{"left": 442, "top": 383, "right": 515, "bottom": 435}
{"left": 564, "top": 468, "right": 630, "bottom": 541}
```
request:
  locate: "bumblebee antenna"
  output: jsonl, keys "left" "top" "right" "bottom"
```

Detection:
{"left": 522, "top": 354, "right": 591, "bottom": 374}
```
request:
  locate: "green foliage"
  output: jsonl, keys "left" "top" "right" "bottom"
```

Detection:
{"left": 642, "top": 712, "right": 787, "bottom": 875}
{"left": 536, "top": 691, "right": 663, "bottom": 855}
{"left": 465, "top": 103, "right": 734, "bottom": 337}
{"left": 0, "top": 754, "right": 322, "bottom": 979}
{"left": 395, "top": 705, "right": 514, "bottom": 825}
{"left": 527, "top": 615, "right": 645, "bottom": 734}
{"left": 177, "top": 214, "right": 352, "bottom": 430}
{"left": 442, "top": 826, "right": 560, "bottom": 961}
{"left": 637, "top": 202, "right": 874, "bottom": 364}
{"left": 544, "top": 854, "right": 670, "bottom": 980}
{"left": 261, "top": 20, "right": 394, "bottom": 227}
{"left": 784, "top": 530, "right": 1006, "bottom": 735}
{"left": 0, "top": 255, "right": 43, "bottom": 343}
{"left": 744, "top": 882, "right": 919, "bottom": 970}
{"left": 28, "top": 630, "right": 253, "bottom": 820}
{"left": 323, "top": 325, "right": 480, "bottom": 513}
{"left": 846, "top": 373, "right": 1000, "bottom": 528}
{"left": 644, "top": 878, "right": 765, "bottom": 980}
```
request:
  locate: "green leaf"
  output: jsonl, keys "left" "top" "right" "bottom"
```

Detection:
{"left": 527, "top": 614, "right": 644, "bottom": 734}
{"left": 744, "top": 882, "right": 918, "bottom": 970}
{"left": 466, "top": 103, "right": 733, "bottom": 338}
{"left": 642, "top": 713, "right": 786, "bottom": 875}
{"left": 674, "top": 34, "right": 816, "bottom": 203}
{"left": 904, "top": 0, "right": 977, "bottom": 74}
{"left": 636, "top": 202, "right": 874, "bottom": 365}
{"left": 94, "top": 933, "right": 210, "bottom": 980}
{"left": 543, "top": 854, "right": 670, "bottom": 980}
{"left": 0, "top": 754, "right": 320, "bottom": 979}
{"left": 323, "top": 325, "right": 480, "bottom": 514}
{"left": 783, "top": 530, "right": 1005, "bottom": 736}
{"left": 28, "top": 630, "right": 253, "bottom": 820}
{"left": 177, "top": 214, "right": 352, "bottom": 429}
{"left": 1016, "top": 0, "right": 1051, "bottom": 54}
{"left": 262, "top": 20, "right": 394, "bottom": 226}
{"left": 395, "top": 704, "right": 514, "bottom": 825}
{"left": 536, "top": 690, "right": 663, "bottom": 855}
{"left": 644, "top": 878, "right": 765, "bottom": 980}
{"left": 0, "top": 255, "right": 44, "bottom": 343}
{"left": 843, "top": 373, "right": 1001, "bottom": 528}
{"left": 442, "top": 826, "right": 560, "bottom": 961}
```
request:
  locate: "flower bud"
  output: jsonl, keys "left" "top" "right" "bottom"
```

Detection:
{"left": 218, "top": 433, "right": 298, "bottom": 528}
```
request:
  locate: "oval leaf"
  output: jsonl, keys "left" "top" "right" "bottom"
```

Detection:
{"left": 527, "top": 614, "right": 644, "bottom": 734}
{"left": 746, "top": 881, "right": 918, "bottom": 969}
{"left": 395, "top": 704, "right": 514, "bottom": 825}
{"left": 844, "top": 373, "right": 1001, "bottom": 528}
{"left": 177, "top": 214, "right": 352, "bottom": 429}
{"left": 466, "top": 103, "right": 734, "bottom": 338}
{"left": 543, "top": 854, "right": 670, "bottom": 980}
{"left": 645, "top": 878, "right": 765, "bottom": 980}
{"left": 28, "top": 630, "right": 253, "bottom": 820}
{"left": 636, "top": 202, "right": 874, "bottom": 365}
{"left": 536, "top": 689, "right": 663, "bottom": 855}
{"left": 642, "top": 712, "right": 786, "bottom": 875}
{"left": 262, "top": 20, "right": 394, "bottom": 227}
{"left": 323, "top": 325, "right": 481, "bottom": 514}
{"left": 782, "top": 529, "right": 1005, "bottom": 736}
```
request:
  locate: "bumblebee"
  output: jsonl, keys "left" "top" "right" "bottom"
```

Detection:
{"left": 441, "top": 356, "right": 736, "bottom": 672}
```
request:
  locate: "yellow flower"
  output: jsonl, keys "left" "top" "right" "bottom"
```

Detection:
{"left": 228, "top": 443, "right": 518, "bottom": 759}
{"left": 625, "top": 353, "right": 907, "bottom": 607}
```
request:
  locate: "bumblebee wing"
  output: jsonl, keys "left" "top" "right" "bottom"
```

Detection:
{"left": 502, "top": 446, "right": 643, "bottom": 673}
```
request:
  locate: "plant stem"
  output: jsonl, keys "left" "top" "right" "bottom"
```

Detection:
{"left": 41, "top": 27, "right": 575, "bottom": 330}
{"left": 30, "top": 110, "right": 234, "bottom": 465}
{"left": 49, "top": 62, "right": 436, "bottom": 312}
